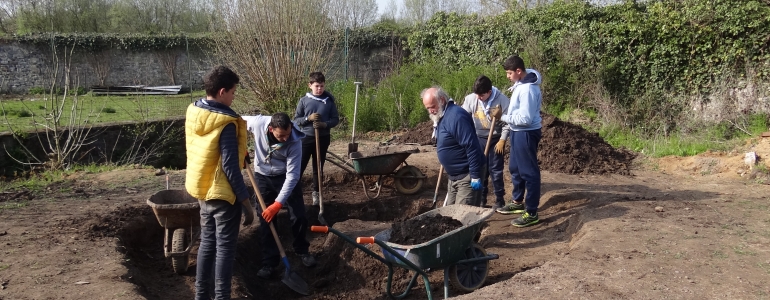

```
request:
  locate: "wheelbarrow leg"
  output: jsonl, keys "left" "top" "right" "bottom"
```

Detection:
{"left": 386, "top": 270, "right": 431, "bottom": 300}
{"left": 444, "top": 268, "right": 450, "bottom": 299}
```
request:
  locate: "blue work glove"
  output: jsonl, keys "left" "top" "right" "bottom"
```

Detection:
{"left": 470, "top": 178, "right": 482, "bottom": 190}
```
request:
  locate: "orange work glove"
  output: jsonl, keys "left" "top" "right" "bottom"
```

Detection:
{"left": 262, "top": 202, "right": 282, "bottom": 223}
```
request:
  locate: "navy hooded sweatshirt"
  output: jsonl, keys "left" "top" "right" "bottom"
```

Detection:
{"left": 436, "top": 102, "right": 484, "bottom": 180}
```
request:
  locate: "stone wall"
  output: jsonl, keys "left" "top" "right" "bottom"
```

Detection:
{"left": 0, "top": 41, "right": 397, "bottom": 94}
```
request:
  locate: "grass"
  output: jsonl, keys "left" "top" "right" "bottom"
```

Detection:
{"left": 0, "top": 163, "right": 123, "bottom": 192}
{"left": 0, "top": 264, "right": 9, "bottom": 271}
{"left": 0, "top": 91, "right": 204, "bottom": 133}
{"left": 0, "top": 202, "right": 28, "bottom": 210}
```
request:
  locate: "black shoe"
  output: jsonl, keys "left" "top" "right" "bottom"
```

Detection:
{"left": 257, "top": 265, "right": 273, "bottom": 279}
{"left": 300, "top": 254, "right": 316, "bottom": 267}
{"left": 511, "top": 212, "right": 540, "bottom": 227}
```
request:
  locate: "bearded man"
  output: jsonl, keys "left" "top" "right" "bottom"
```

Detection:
{"left": 421, "top": 86, "right": 485, "bottom": 205}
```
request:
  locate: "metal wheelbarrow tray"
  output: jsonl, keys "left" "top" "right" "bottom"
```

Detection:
{"left": 348, "top": 148, "right": 426, "bottom": 199}
{"left": 311, "top": 204, "right": 498, "bottom": 299}
{"left": 146, "top": 189, "right": 201, "bottom": 274}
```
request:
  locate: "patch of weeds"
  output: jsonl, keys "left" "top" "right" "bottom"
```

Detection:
{"left": 759, "top": 262, "right": 770, "bottom": 274}
{"left": 711, "top": 250, "right": 728, "bottom": 259}
{"left": 38, "top": 105, "right": 45, "bottom": 110}
{"left": 102, "top": 107, "right": 117, "bottom": 113}
{"left": 674, "top": 251, "right": 688, "bottom": 259}
{"left": 0, "top": 202, "right": 28, "bottom": 210}
{"left": 28, "top": 87, "right": 46, "bottom": 95}
{"left": 0, "top": 264, "right": 9, "bottom": 271}
{"left": 733, "top": 244, "right": 756, "bottom": 256}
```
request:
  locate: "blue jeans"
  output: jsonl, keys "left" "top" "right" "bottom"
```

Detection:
{"left": 509, "top": 129, "right": 541, "bottom": 214}
{"left": 195, "top": 199, "right": 242, "bottom": 300}
{"left": 479, "top": 136, "right": 505, "bottom": 207}
{"left": 254, "top": 172, "right": 309, "bottom": 268}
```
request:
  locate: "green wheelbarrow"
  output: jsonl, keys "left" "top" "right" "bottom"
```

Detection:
{"left": 347, "top": 148, "right": 426, "bottom": 199}
{"left": 311, "top": 204, "right": 497, "bottom": 299}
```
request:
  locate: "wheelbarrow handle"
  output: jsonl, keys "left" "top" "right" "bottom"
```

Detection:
{"left": 356, "top": 237, "right": 375, "bottom": 244}
{"left": 310, "top": 226, "right": 329, "bottom": 233}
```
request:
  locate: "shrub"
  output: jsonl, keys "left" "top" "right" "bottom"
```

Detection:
{"left": 69, "top": 87, "right": 87, "bottom": 96}
{"left": 16, "top": 110, "right": 32, "bottom": 117}
{"left": 102, "top": 107, "right": 117, "bottom": 113}
{"left": 28, "top": 87, "right": 46, "bottom": 95}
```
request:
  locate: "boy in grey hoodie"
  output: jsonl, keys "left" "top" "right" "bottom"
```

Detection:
{"left": 293, "top": 72, "right": 340, "bottom": 205}
{"left": 461, "top": 75, "right": 510, "bottom": 209}
{"left": 243, "top": 112, "right": 316, "bottom": 279}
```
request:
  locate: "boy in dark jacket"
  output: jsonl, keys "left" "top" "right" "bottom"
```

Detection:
{"left": 293, "top": 72, "right": 339, "bottom": 205}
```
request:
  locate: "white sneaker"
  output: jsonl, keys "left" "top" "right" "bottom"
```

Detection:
{"left": 312, "top": 191, "right": 319, "bottom": 206}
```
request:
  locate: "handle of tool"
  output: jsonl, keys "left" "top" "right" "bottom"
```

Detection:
{"left": 432, "top": 165, "right": 444, "bottom": 206}
{"left": 356, "top": 237, "right": 375, "bottom": 244}
{"left": 483, "top": 117, "right": 496, "bottom": 156}
{"left": 310, "top": 226, "right": 328, "bottom": 233}
{"left": 351, "top": 82, "right": 361, "bottom": 144}
{"left": 315, "top": 129, "right": 325, "bottom": 217}
{"left": 246, "top": 165, "right": 288, "bottom": 257}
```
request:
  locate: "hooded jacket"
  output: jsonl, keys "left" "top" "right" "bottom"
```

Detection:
{"left": 502, "top": 69, "right": 543, "bottom": 131}
{"left": 185, "top": 99, "right": 249, "bottom": 204}
{"left": 293, "top": 91, "right": 340, "bottom": 137}
{"left": 461, "top": 86, "right": 511, "bottom": 140}
{"left": 243, "top": 115, "right": 305, "bottom": 205}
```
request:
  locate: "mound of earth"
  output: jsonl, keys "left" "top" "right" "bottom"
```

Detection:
{"left": 388, "top": 214, "right": 464, "bottom": 245}
{"left": 397, "top": 113, "right": 635, "bottom": 175}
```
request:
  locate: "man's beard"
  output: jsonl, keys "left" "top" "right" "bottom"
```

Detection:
{"left": 428, "top": 102, "right": 446, "bottom": 124}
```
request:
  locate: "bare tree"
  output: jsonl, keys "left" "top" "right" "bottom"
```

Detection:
{"left": 327, "top": 0, "right": 379, "bottom": 29}
{"left": 401, "top": 0, "right": 472, "bottom": 24}
{"left": 213, "top": 0, "right": 341, "bottom": 113}
{"left": 156, "top": 49, "right": 179, "bottom": 85}
{"left": 87, "top": 49, "right": 112, "bottom": 86}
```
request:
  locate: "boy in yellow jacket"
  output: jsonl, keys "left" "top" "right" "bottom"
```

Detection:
{"left": 185, "top": 66, "right": 255, "bottom": 300}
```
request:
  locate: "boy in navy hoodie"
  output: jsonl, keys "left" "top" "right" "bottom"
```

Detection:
{"left": 494, "top": 55, "right": 543, "bottom": 227}
{"left": 293, "top": 72, "right": 340, "bottom": 205}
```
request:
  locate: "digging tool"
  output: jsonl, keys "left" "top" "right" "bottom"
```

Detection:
{"left": 245, "top": 163, "right": 310, "bottom": 296}
{"left": 315, "top": 128, "right": 328, "bottom": 225}
{"left": 431, "top": 165, "right": 444, "bottom": 208}
{"left": 348, "top": 82, "right": 363, "bottom": 154}
{"left": 473, "top": 116, "right": 497, "bottom": 207}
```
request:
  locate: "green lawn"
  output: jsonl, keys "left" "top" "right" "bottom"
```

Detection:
{"left": 0, "top": 91, "right": 205, "bottom": 133}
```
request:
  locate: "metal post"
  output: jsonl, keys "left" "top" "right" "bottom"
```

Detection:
{"left": 345, "top": 27, "right": 350, "bottom": 81}
{"left": 351, "top": 82, "right": 363, "bottom": 144}
{"left": 186, "top": 36, "right": 192, "bottom": 105}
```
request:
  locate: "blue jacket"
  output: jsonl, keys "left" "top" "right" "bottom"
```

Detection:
{"left": 293, "top": 91, "right": 340, "bottom": 137}
{"left": 436, "top": 102, "right": 484, "bottom": 180}
{"left": 243, "top": 115, "right": 304, "bottom": 205}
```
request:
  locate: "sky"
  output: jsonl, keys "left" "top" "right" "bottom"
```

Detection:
{"left": 376, "top": 0, "right": 398, "bottom": 16}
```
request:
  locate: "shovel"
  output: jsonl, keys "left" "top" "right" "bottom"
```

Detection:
{"left": 245, "top": 166, "right": 310, "bottom": 296}
{"left": 315, "top": 129, "right": 328, "bottom": 225}
{"left": 348, "top": 82, "right": 363, "bottom": 154}
{"left": 473, "top": 116, "right": 497, "bottom": 207}
{"left": 430, "top": 165, "right": 444, "bottom": 208}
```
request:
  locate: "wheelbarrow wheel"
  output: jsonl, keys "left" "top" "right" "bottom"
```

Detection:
{"left": 171, "top": 228, "right": 189, "bottom": 274}
{"left": 394, "top": 166, "right": 424, "bottom": 195}
{"left": 449, "top": 243, "right": 489, "bottom": 292}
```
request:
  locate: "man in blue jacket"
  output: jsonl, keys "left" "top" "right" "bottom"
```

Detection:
{"left": 495, "top": 55, "right": 543, "bottom": 228}
{"left": 422, "top": 87, "right": 485, "bottom": 205}
{"left": 243, "top": 112, "right": 316, "bottom": 279}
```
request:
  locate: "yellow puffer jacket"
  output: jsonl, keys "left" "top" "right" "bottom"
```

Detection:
{"left": 185, "top": 103, "right": 247, "bottom": 204}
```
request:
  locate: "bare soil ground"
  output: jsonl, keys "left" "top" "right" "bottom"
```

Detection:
{"left": 2, "top": 123, "right": 770, "bottom": 299}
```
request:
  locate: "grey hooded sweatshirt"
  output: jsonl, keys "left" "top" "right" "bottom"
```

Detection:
{"left": 461, "top": 86, "right": 511, "bottom": 140}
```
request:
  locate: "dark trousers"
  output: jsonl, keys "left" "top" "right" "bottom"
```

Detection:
{"left": 479, "top": 136, "right": 506, "bottom": 207}
{"left": 300, "top": 134, "right": 331, "bottom": 192}
{"left": 509, "top": 129, "right": 542, "bottom": 214}
{"left": 196, "top": 199, "right": 242, "bottom": 300}
{"left": 254, "top": 172, "right": 309, "bottom": 267}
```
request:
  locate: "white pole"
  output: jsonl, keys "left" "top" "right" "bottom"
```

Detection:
{"left": 351, "top": 82, "right": 363, "bottom": 144}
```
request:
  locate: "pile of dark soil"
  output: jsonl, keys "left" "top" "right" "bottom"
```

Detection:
{"left": 537, "top": 113, "right": 635, "bottom": 175}
{"left": 388, "top": 214, "right": 464, "bottom": 245}
{"left": 395, "top": 120, "right": 435, "bottom": 145}
{"left": 397, "top": 113, "right": 635, "bottom": 175}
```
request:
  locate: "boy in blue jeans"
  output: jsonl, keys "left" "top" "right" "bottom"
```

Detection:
{"left": 293, "top": 72, "right": 339, "bottom": 205}
{"left": 185, "top": 65, "right": 255, "bottom": 300}
{"left": 494, "top": 55, "right": 543, "bottom": 227}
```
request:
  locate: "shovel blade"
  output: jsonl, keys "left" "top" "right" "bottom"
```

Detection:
{"left": 347, "top": 143, "right": 358, "bottom": 154}
{"left": 282, "top": 269, "right": 310, "bottom": 296}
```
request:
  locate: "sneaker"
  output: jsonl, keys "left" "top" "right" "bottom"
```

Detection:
{"left": 496, "top": 202, "right": 525, "bottom": 215}
{"left": 511, "top": 212, "right": 540, "bottom": 227}
{"left": 300, "top": 254, "right": 317, "bottom": 267}
{"left": 312, "top": 191, "right": 319, "bottom": 206}
{"left": 256, "top": 265, "right": 273, "bottom": 279}
{"left": 491, "top": 204, "right": 502, "bottom": 211}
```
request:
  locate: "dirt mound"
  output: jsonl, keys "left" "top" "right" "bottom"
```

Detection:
{"left": 538, "top": 113, "right": 635, "bottom": 175}
{"left": 389, "top": 214, "right": 463, "bottom": 245}
{"left": 398, "top": 114, "right": 634, "bottom": 175}
{"left": 395, "top": 120, "right": 435, "bottom": 145}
